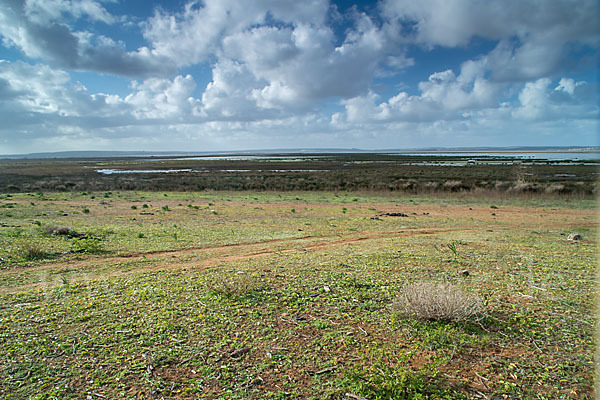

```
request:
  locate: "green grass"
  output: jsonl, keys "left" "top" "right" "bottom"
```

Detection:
{"left": 0, "top": 191, "right": 596, "bottom": 399}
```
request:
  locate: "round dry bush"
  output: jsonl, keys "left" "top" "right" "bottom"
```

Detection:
{"left": 395, "top": 282, "right": 485, "bottom": 322}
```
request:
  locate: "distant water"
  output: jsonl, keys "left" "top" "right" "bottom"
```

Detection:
{"left": 96, "top": 168, "right": 330, "bottom": 174}
{"left": 389, "top": 152, "right": 600, "bottom": 160}
{"left": 97, "top": 169, "right": 193, "bottom": 174}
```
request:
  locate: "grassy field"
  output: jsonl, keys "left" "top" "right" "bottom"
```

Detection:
{"left": 0, "top": 191, "right": 597, "bottom": 399}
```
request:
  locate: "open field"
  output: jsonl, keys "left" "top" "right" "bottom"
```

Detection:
{"left": 0, "top": 191, "right": 597, "bottom": 399}
{"left": 1, "top": 153, "right": 598, "bottom": 195}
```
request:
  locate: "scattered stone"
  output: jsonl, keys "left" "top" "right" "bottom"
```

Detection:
{"left": 314, "top": 366, "right": 336, "bottom": 375}
{"left": 559, "top": 232, "right": 565, "bottom": 236}
{"left": 380, "top": 212, "right": 409, "bottom": 217}
{"left": 345, "top": 393, "right": 368, "bottom": 400}
{"left": 230, "top": 347, "right": 251, "bottom": 358}
{"left": 567, "top": 233, "right": 582, "bottom": 241}
{"left": 458, "top": 269, "right": 470, "bottom": 277}
{"left": 370, "top": 216, "right": 381, "bottom": 220}
{"left": 0, "top": 223, "right": 21, "bottom": 228}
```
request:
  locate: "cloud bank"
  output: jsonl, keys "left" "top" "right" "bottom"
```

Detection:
{"left": 0, "top": 0, "right": 597, "bottom": 153}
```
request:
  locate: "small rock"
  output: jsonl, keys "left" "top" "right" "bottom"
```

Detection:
{"left": 230, "top": 347, "right": 251, "bottom": 358}
{"left": 567, "top": 233, "right": 582, "bottom": 241}
{"left": 458, "top": 269, "right": 470, "bottom": 277}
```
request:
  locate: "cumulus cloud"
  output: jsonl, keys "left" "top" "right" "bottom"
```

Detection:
{"left": 144, "top": 0, "right": 388, "bottom": 118}
{"left": 125, "top": 75, "right": 200, "bottom": 119}
{"left": 336, "top": 62, "right": 596, "bottom": 131}
{"left": 512, "top": 77, "right": 596, "bottom": 121}
{"left": 0, "top": 0, "right": 597, "bottom": 153}
{"left": 0, "top": 0, "right": 175, "bottom": 77}
{"left": 23, "top": 0, "right": 116, "bottom": 25}
{"left": 0, "top": 60, "right": 133, "bottom": 130}
{"left": 143, "top": 0, "right": 330, "bottom": 67}
{"left": 339, "top": 58, "right": 503, "bottom": 124}
{"left": 382, "top": 0, "right": 600, "bottom": 81}
{"left": 216, "top": 18, "right": 384, "bottom": 110}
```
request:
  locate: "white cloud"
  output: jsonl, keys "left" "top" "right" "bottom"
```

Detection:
{"left": 0, "top": 0, "right": 174, "bottom": 77}
{"left": 340, "top": 58, "right": 503, "bottom": 124}
{"left": 382, "top": 0, "right": 600, "bottom": 82}
{"left": 125, "top": 75, "right": 200, "bottom": 119}
{"left": 144, "top": 0, "right": 387, "bottom": 119}
{"left": 0, "top": 60, "right": 133, "bottom": 127}
{"left": 382, "top": 0, "right": 599, "bottom": 47}
{"left": 0, "top": 1, "right": 597, "bottom": 154}
{"left": 219, "top": 19, "right": 383, "bottom": 107}
{"left": 24, "top": 0, "right": 116, "bottom": 25}
{"left": 512, "top": 77, "right": 596, "bottom": 121}
{"left": 144, "top": 0, "right": 330, "bottom": 67}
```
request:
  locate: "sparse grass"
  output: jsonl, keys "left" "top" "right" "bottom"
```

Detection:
{"left": 0, "top": 190, "right": 595, "bottom": 399}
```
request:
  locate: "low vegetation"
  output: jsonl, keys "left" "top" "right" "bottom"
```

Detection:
{"left": 0, "top": 154, "right": 597, "bottom": 196}
{"left": 0, "top": 189, "right": 596, "bottom": 399}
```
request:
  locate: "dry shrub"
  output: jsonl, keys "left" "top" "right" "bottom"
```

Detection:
{"left": 510, "top": 182, "right": 541, "bottom": 193}
{"left": 395, "top": 282, "right": 485, "bottom": 322}
{"left": 208, "top": 272, "right": 265, "bottom": 297}
{"left": 443, "top": 180, "right": 470, "bottom": 192}
{"left": 43, "top": 225, "right": 77, "bottom": 237}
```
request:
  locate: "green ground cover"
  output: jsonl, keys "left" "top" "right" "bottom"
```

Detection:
{"left": 0, "top": 191, "right": 597, "bottom": 399}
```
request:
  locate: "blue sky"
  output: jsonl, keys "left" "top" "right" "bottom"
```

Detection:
{"left": 0, "top": 0, "right": 598, "bottom": 154}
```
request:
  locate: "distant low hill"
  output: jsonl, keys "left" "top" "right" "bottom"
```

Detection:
{"left": 1, "top": 146, "right": 598, "bottom": 159}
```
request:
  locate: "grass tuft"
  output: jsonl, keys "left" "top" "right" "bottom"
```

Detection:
{"left": 208, "top": 272, "right": 266, "bottom": 298}
{"left": 394, "top": 282, "right": 485, "bottom": 323}
{"left": 19, "top": 244, "right": 50, "bottom": 261}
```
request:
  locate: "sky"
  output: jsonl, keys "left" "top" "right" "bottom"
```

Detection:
{"left": 0, "top": 0, "right": 598, "bottom": 154}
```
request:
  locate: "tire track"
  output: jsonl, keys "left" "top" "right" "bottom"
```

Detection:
{"left": 0, "top": 227, "right": 471, "bottom": 293}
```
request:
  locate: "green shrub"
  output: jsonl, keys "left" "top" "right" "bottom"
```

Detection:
{"left": 19, "top": 245, "right": 50, "bottom": 261}
{"left": 70, "top": 236, "right": 103, "bottom": 254}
